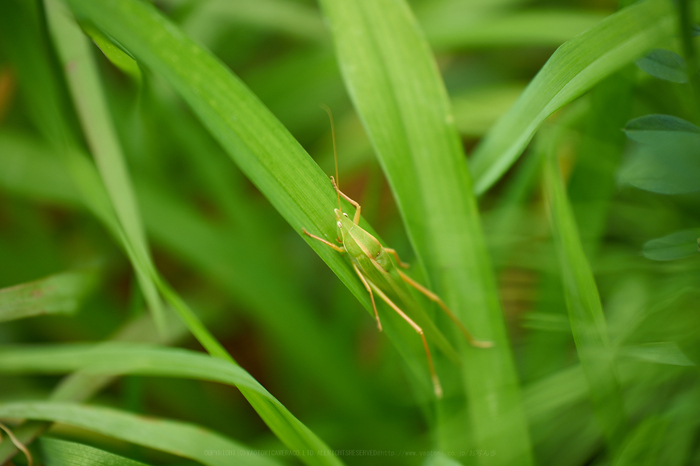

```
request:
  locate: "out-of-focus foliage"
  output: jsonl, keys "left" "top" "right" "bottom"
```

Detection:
{"left": 0, "top": 0, "right": 699, "bottom": 465}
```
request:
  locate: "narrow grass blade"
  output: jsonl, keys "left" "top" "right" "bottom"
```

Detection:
{"left": 0, "top": 343, "right": 270, "bottom": 398}
{"left": 543, "top": 152, "right": 627, "bottom": 449}
{"left": 42, "top": 437, "right": 150, "bottom": 466}
{"left": 471, "top": 0, "right": 676, "bottom": 195}
{"left": 451, "top": 83, "right": 525, "bottom": 137}
{"left": 423, "top": 9, "right": 609, "bottom": 50}
{"left": 317, "top": 0, "right": 531, "bottom": 461}
{"left": 618, "top": 342, "right": 696, "bottom": 367}
{"left": 0, "top": 269, "right": 98, "bottom": 323}
{"left": 0, "top": 402, "right": 280, "bottom": 466}
{"left": 567, "top": 73, "right": 634, "bottom": 252}
{"left": 179, "top": 0, "right": 326, "bottom": 42}
{"left": 0, "top": 309, "right": 190, "bottom": 463}
{"left": 81, "top": 22, "right": 142, "bottom": 84}
{"left": 45, "top": 0, "right": 166, "bottom": 334}
{"left": 0, "top": 131, "right": 81, "bottom": 205}
{"left": 0, "top": 0, "right": 120, "bottom": 232}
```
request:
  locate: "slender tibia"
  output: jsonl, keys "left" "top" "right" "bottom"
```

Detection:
{"left": 397, "top": 269, "right": 493, "bottom": 349}
{"left": 330, "top": 176, "right": 362, "bottom": 225}
{"left": 384, "top": 248, "right": 410, "bottom": 268}
{"left": 352, "top": 263, "right": 383, "bottom": 332}
{"left": 368, "top": 280, "right": 443, "bottom": 398}
{"left": 302, "top": 228, "right": 346, "bottom": 253}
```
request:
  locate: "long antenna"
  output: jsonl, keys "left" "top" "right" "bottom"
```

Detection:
{"left": 320, "top": 104, "right": 341, "bottom": 211}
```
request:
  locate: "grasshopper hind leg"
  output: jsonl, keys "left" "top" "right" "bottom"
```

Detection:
{"left": 365, "top": 278, "right": 443, "bottom": 399}
{"left": 397, "top": 269, "right": 493, "bottom": 348}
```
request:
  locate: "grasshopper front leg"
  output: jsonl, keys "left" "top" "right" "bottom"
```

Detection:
{"left": 330, "top": 176, "right": 361, "bottom": 225}
{"left": 302, "top": 228, "right": 345, "bottom": 253}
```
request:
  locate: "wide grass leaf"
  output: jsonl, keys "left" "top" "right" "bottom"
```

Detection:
{"left": 317, "top": 0, "right": 532, "bottom": 462}
{"left": 0, "top": 402, "right": 280, "bottom": 466}
{"left": 470, "top": 0, "right": 676, "bottom": 194}
{"left": 0, "top": 270, "right": 98, "bottom": 323}
{"left": 42, "top": 437, "right": 150, "bottom": 466}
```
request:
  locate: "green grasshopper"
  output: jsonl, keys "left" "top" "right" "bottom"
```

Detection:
{"left": 303, "top": 106, "right": 491, "bottom": 398}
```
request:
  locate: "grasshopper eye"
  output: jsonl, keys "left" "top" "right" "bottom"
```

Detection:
{"left": 343, "top": 213, "right": 349, "bottom": 217}
{"left": 337, "top": 221, "right": 343, "bottom": 229}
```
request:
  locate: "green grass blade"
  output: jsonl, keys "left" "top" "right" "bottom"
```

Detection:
{"left": 451, "top": 83, "right": 525, "bottom": 137}
{"left": 179, "top": 0, "right": 325, "bottom": 42}
{"left": 0, "top": 402, "right": 280, "bottom": 466}
{"left": 0, "top": 131, "right": 81, "bottom": 205}
{"left": 63, "top": 0, "right": 366, "bottom": 329}
{"left": 0, "top": 309, "right": 191, "bottom": 463}
{"left": 0, "top": 0, "right": 120, "bottom": 233}
{"left": 470, "top": 0, "right": 676, "bottom": 195}
{"left": 543, "top": 151, "right": 627, "bottom": 449}
{"left": 316, "top": 0, "right": 532, "bottom": 462}
{"left": 45, "top": 0, "right": 166, "bottom": 334}
{"left": 0, "top": 269, "right": 98, "bottom": 323}
{"left": 0, "top": 342, "right": 341, "bottom": 466}
{"left": 0, "top": 0, "right": 224, "bottom": 367}
{"left": 423, "top": 9, "right": 609, "bottom": 50}
{"left": 0, "top": 129, "right": 372, "bottom": 415}
{"left": 618, "top": 342, "right": 696, "bottom": 367}
{"left": 42, "top": 437, "right": 150, "bottom": 466}
{"left": 0, "top": 343, "right": 272, "bottom": 398}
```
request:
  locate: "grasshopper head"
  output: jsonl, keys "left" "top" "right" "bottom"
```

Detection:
{"left": 334, "top": 208, "right": 352, "bottom": 241}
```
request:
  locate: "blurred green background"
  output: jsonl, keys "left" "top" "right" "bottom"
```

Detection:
{"left": 0, "top": 0, "right": 699, "bottom": 465}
